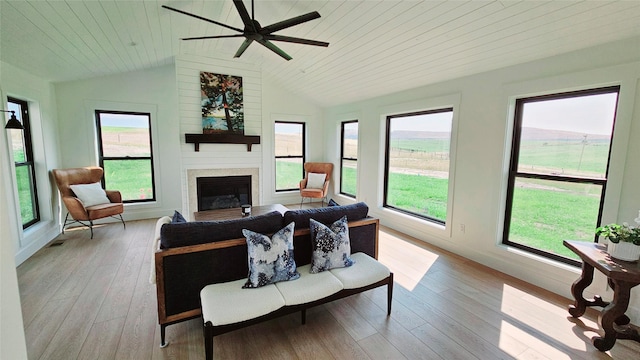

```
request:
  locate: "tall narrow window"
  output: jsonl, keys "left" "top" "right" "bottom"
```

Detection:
{"left": 7, "top": 98, "right": 39, "bottom": 228}
{"left": 96, "top": 110, "right": 155, "bottom": 202}
{"left": 275, "top": 121, "right": 305, "bottom": 191}
{"left": 340, "top": 121, "right": 358, "bottom": 197}
{"left": 503, "top": 86, "right": 619, "bottom": 265}
{"left": 384, "top": 108, "right": 453, "bottom": 224}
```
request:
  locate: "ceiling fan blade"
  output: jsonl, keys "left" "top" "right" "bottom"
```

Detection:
{"left": 261, "top": 11, "right": 321, "bottom": 34}
{"left": 182, "top": 34, "right": 245, "bottom": 41}
{"left": 232, "top": 0, "right": 256, "bottom": 32}
{"left": 162, "top": 5, "right": 243, "bottom": 33}
{"left": 234, "top": 39, "right": 254, "bottom": 58}
{"left": 257, "top": 40, "right": 292, "bottom": 61}
{"left": 264, "top": 35, "right": 329, "bottom": 47}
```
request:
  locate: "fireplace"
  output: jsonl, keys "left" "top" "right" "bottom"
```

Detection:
{"left": 185, "top": 168, "right": 259, "bottom": 218}
{"left": 197, "top": 175, "right": 252, "bottom": 211}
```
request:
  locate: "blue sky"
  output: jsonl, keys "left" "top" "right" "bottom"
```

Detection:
{"left": 100, "top": 113, "right": 148, "bottom": 128}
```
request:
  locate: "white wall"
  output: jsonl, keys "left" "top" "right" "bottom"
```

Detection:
{"left": 0, "top": 148, "right": 28, "bottom": 360}
{"left": 175, "top": 55, "right": 323, "bottom": 210}
{"left": 175, "top": 55, "right": 264, "bottom": 213}
{"left": 55, "top": 65, "right": 183, "bottom": 221}
{"left": 261, "top": 73, "right": 325, "bottom": 206}
{"left": 1, "top": 61, "right": 62, "bottom": 265}
{"left": 324, "top": 37, "right": 640, "bottom": 322}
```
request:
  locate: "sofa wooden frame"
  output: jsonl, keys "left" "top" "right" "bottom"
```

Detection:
{"left": 202, "top": 272, "right": 393, "bottom": 360}
{"left": 154, "top": 217, "right": 389, "bottom": 349}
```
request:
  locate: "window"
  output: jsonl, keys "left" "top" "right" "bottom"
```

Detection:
{"left": 340, "top": 121, "right": 358, "bottom": 197}
{"left": 503, "top": 86, "right": 619, "bottom": 265}
{"left": 384, "top": 108, "right": 453, "bottom": 224}
{"left": 96, "top": 110, "right": 155, "bottom": 202}
{"left": 7, "top": 98, "right": 39, "bottom": 228}
{"left": 274, "top": 121, "right": 305, "bottom": 191}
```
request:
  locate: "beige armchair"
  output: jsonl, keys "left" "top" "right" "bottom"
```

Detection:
{"left": 299, "top": 162, "right": 333, "bottom": 207}
{"left": 52, "top": 166, "right": 125, "bottom": 238}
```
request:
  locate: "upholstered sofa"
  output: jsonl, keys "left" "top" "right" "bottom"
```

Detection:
{"left": 151, "top": 203, "right": 393, "bottom": 355}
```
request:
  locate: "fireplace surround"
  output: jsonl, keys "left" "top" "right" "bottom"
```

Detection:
{"left": 186, "top": 168, "right": 259, "bottom": 219}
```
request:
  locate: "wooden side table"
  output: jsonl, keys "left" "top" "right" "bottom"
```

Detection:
{"left": 563, "top": 240, "right": 640, "bottom": 351}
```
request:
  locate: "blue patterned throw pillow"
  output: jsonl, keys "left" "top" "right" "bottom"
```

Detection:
{"left": 327, "top": 199, "right": 340, "bottom": 207}
{"left": 242, "top": 222, "right": 300, "bottom": 288}
{"left": 171, "top": 210, "right": 187, "bottom": 223}
{"left": 309, "top": 216, "right": 355, "bottom": 273}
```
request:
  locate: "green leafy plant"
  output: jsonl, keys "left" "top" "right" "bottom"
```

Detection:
{"left": 596, "top": 223, "right": 640, "bottom": 245}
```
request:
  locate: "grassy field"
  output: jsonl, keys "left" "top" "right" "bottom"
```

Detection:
{"left": 16, "top": 165, "right": 37, "bottom": 225}
{"left": 341, "top": 161, "right": 357, "bottom": 196}
{"left": 518, "top": 139, "right": 609, "bottom": 177}
{"left": 103, "top": 159, "right": 154, "bottom": 200}
{"left": 11, "top": 126, "right": 607, "bottom": 261}
{"left": 275, "top": 159, "right": 303, "bottom": 190}
{"left": 509, "top": 179, "right": 601, "bottom": 260}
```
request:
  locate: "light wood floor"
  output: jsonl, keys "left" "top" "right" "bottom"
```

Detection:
{"left": 18, "top": 217, "right": 640, "bottom": 359}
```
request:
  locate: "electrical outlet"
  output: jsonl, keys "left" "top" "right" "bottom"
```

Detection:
{"left": 460, "top": 224, "right": 465, "bottom": 233}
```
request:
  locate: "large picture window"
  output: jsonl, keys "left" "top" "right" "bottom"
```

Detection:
{"left": 384, "top": 108, "right": 453, "bottom": 224}
{"left": 7, "top": 97, "right": 39, "bottom": 228}
{"left": 503, "top": 86, "right": 619, "bottom": 265}
{"left": 340, "top": 121, "right": 358, "bottom": 197}
{"left": 96, "top": 110, "right": 155, "bottom": 203}
{"left": 275, "top": 121, "right": 305, "bottom": 191}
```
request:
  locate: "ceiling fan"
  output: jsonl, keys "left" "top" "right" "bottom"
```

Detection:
{"left": 162, "top": 0, "right": 329, "bottom": 61}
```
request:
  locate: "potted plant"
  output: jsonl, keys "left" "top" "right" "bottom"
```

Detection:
{"left": 596, "top": 223, "right": 640, "bottom": 261}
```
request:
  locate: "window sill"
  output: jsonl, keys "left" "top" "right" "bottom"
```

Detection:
{"left": 495, "top": 243, "right": 581, "bottom": 274}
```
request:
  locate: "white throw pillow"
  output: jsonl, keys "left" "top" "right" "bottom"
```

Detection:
{"left": 306, "top": 172, "right": 326, "bottom": 189}
{"left": 69, "top": 182, "right": 111, "bottom": 207}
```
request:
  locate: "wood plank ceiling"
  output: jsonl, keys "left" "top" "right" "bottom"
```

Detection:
{"left": 1, "top": 1, "right": 640, "bottom": 107}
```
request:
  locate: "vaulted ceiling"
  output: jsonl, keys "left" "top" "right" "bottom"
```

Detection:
{"left": 2, "top": 1, "right": 640, "bottom": 107}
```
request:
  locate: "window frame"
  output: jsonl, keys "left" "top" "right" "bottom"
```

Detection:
{"left": 383, "top": 107, "right": 454, "bottom": 225}
{"left": 8, "top": 97, "right": 40, "bottom": 229}
{"left": 274, "top": 121, "right": 306, "bottom": 192}
{"left": 95, "top": 109, "right": 156, "bottom": 203}
{"left": 340, "top": 120, "right": 358, "bottom": 198}
{"left": 502, "top": 86, "right": 620, "bottom": 266}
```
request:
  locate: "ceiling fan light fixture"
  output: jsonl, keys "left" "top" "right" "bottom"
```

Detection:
{"left": 163, "top": 0, "right": 329, "bottom": 61}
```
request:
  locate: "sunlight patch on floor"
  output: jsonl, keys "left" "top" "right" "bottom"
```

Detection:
{"left": 499, "top": 321, "right": 574, "bottom": 359}
{"left": 499, "top": 284, "right": 601, "bottom": 354}
{"left": 377, "top": 229, "right": 438, "bottom": 291}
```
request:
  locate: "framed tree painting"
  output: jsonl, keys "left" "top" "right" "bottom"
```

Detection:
{"left": 200, "top": 71, "right": 244, "bottom": 134}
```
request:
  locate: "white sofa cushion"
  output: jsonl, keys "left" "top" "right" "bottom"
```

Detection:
{"left": 149, "top": 216, "right": 172, "bottom": 285}
{"left": 275, "top": 264, "right": 343, "bottom": 306}
{"left": 201, "top": 279, "right": 285, "bottom": 326}
{"left": 329, "top": 252, "right": 390, "bottom": 289}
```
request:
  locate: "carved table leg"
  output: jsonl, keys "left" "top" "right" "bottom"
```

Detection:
{"left": 592, "top": 279, "right": 634, "bottom": 351}
{"left": 569, "top": 263, "right": 608, "bottom": 317}
{"left": 606, "top": 278, "right": 631, "bottom": 326}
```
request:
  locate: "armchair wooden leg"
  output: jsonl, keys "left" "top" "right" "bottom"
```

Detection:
{"left": 89, "top": 220, "right": 94, "bottom": 239}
